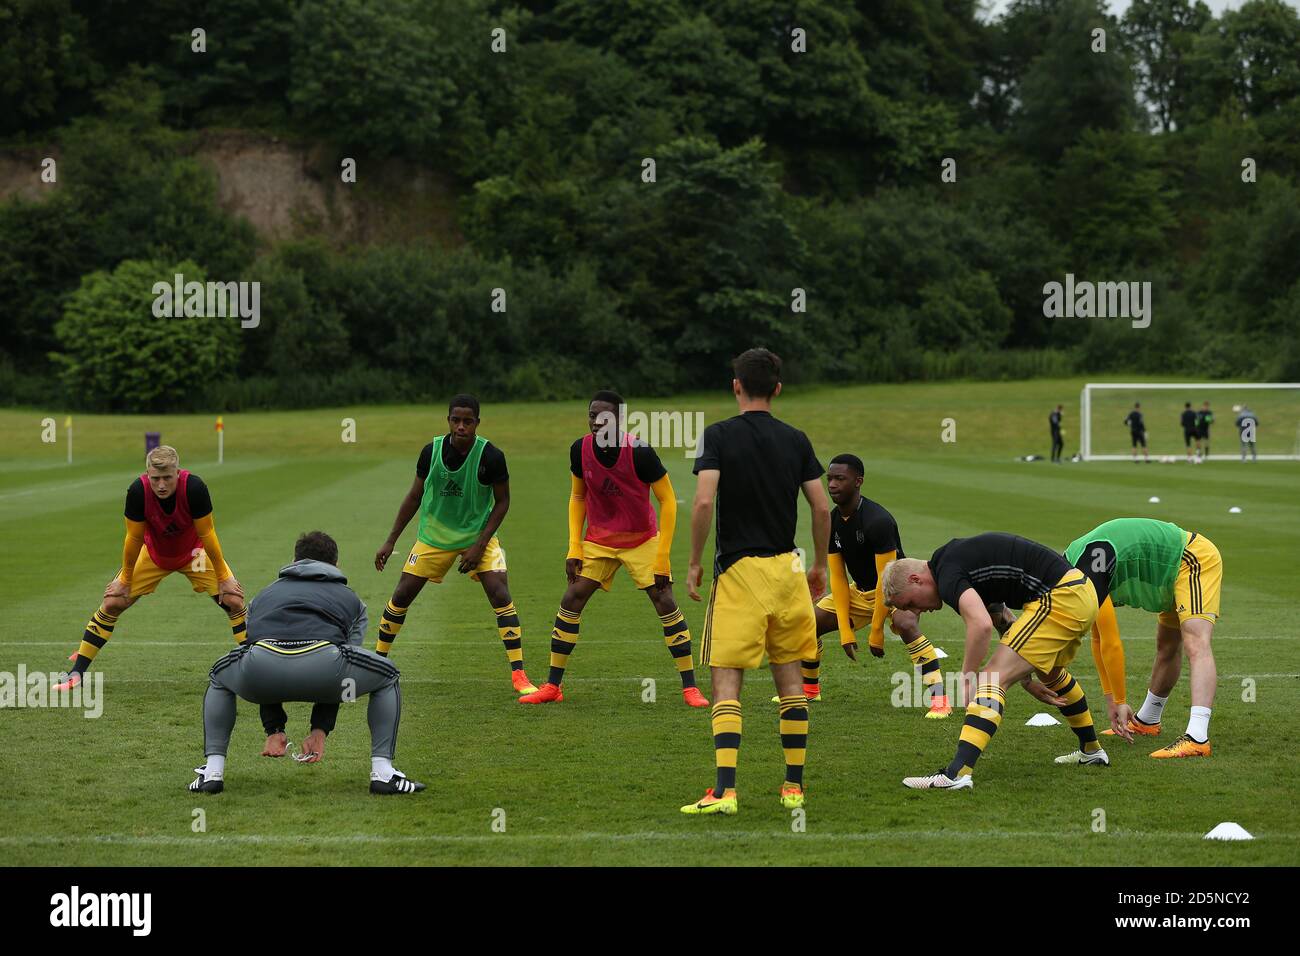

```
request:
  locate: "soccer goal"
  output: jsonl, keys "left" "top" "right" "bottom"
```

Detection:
{"left": 1079, "top": 382, "right": 1300, "bottom": 461}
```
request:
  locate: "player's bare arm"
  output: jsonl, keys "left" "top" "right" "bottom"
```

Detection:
{"left": 955, "top": 588, "right": 994, "bottom": 705}
{"left": 459, "top": 479, "right": 509, "bottom": 573}
{"left": 687, "top": 469, "right": 719, "bottom": 602}
{"left": 376, "top": 475, "right": 423, "bottom": 570}
{"left": 801, "top": 476, "right": 830, "bottom": 600}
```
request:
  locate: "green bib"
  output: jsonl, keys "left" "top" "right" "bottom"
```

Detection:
{"left": 416, "top": 435, "right": 495, "bottom": 550}
{"left": 1065, "top": 518, "right": 1187, "bottom": 613}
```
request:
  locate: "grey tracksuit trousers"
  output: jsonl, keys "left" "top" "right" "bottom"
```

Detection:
{"left": 205, "top": 640, "right": 401, "bottom": 759}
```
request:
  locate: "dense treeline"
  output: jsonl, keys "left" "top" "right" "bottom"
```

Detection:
{"left": 1, "top": 0, "right": 1298, "bottom": 410}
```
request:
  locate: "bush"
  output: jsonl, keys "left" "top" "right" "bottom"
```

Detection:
{"left": 52, "top": 259, "right": 242, "bottom": 411}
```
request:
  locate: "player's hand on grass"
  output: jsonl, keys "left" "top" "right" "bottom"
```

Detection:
{"left": 1021, "top": 678, "right": 1067, "bottom": 708}
{"left": 565, "top": 558, "right": 582, "bottom": 584}
{"left": 262, "top": 732, "right": 289, "bottom": 758}
{"left": 1109, "top": 700, "right": 1135, "bottom": 743}
{"left": 868, "top": 640, "right": 885, "bottom": 659}
{"left": 458, "top": 542, "right": 486, "bottom": 573}
{"left": 842, "top": 640, "right": 858, "bottom": 662}
{"left": 375, "top": 541, "right": 395, "bottom": 571}
{"left": 686, "top": 563, "right": 704, "bottom": 602}
{"left": 298, "top": 729, "right": 325, "bottom": 763}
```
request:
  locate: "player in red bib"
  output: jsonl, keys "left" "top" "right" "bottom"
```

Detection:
{"left": 520, "top": 390, "right": 708, "bottom": 707}
{"left": 55, "top": 445, "right": 245, "bottom": 691}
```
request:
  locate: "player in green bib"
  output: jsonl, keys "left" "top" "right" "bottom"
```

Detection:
{"left": 1065, "top": 517, "right": 1223, "bottom": 759}
{"left": 373, "top": 394, "right": 537, "bottom": 695}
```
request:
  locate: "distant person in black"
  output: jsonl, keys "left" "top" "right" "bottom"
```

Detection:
{"left": 1196, "top": 401, "right": 1214, "bottom": 460}
{"left": 1049, "top": 405, "right": 1064, "bottom": 463}
{"left": 1181, "top": 402, "right": 1199, "bottom": 461}
{"left": 802, "top": 454, "right": 949, "bottom": 715}
{"left": 1235, "top": 405, "right": 1258, "bottom": 462}
{"left": 882, "top": 532, "right": 1107, "bottom": 790}
{"left": 681, "top": 347, "right": 830, "bottom": 816}
{"left": 1123, "top": 402, "right": 1148, "bottom": 463}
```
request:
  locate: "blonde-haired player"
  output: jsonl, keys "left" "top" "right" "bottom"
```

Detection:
{"left": 55, "top": 445, "right": 245, "bottom": 690}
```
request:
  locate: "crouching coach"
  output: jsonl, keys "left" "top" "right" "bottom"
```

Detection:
{"left": 189, "top": 531, "right": 424, "bottom": 795}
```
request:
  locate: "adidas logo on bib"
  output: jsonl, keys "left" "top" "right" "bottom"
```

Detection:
{"left": 440, "top": 478, "right": 463, "bottom": 497}
{"left": 601, "top": 477, "right": 623, "bottom": 497}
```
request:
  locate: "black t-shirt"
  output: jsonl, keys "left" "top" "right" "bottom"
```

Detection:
{"left": 1070, "top": 539, "right": 1116, "bottom": 604}
{"left": 829, "top": 496, "right": 903, "bottom": 592}
{"left": 124, "top": 474, "right": 213, "bottom": 521}
{"left": 1196, "top": 410, "right": 1213, "bottom": 435}
{"left": 693, "top": 411, "right": 822, "bottom": 575}
{"left": 569, "top": 436, "right": 667, "bottom": 484}
{"left": 415, "top": 437, "right": 508, "bottom": 485}
{"left": 928, "top": 533, "right": 1072, "bottom": 611}
{"left": 1049, "top": 410, "right": 1062, "bottom": 434}
{"left": 1124, "top": 410, "right": 1145, "bottom": 432}
{"left": 1181, "top": 409, "right": 1198, "bottom": 432}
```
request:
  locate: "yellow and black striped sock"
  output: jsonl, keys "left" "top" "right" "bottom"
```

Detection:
{"left": 377, "top": 600, "right": 408, "bottom": 656}
{"left": 712, "top": 699, "right": 742, "bottom": 794}
{"left": 905, "top": 634, "right": 944, "bottom": 703}
{"left": 800, "top": 634, "right": 822, "bottom": 695}
{"left": 778, "top": 695, "right": 809, "bottom": 787}
{"left": 72, "top": 606, "right": 119, "bottom": 674}
{"left": 1047, "top": 670, "right": 1100, "bottom": 753}
{"left": 494, "top": 602, "right": 524, "bottom": 671}
{"left": 548, "top": 606, "right": 581, "bottom": 685}
{"left": 227, "top": 605, "right": 248, "bottom": 644}
{"left": 659, "top": 608, "right": 697, "bottom": 689}
{"left": 945, "top": 682, "right": 1006, "bottom": 778}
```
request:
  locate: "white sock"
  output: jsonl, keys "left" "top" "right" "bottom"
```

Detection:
{"left": 205, "top": 755, "right": 226, "bottom": 779}
{"left": 1186, "top": 706, "right": 1211, "bottom": 742}
{"left": 371, "top": 757, "right": 394, "bottom": 781}
{"left": 1136, "top": 691, "right": 1168, "bottom": 725}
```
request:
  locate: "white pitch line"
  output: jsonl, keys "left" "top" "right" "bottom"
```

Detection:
{"left": 5, "top": 829, "right": 1291, "bottom": 847}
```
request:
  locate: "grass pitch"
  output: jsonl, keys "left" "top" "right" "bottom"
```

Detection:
{"left": 1, "top": 378, "right": 1297, "bottom": 865}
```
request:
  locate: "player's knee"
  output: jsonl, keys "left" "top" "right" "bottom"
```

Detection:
{"left": 102, "top": 595, "right": 129, "bottom": 615}
{"left": 891, "top": 610, "right": 919, "bottom": 637}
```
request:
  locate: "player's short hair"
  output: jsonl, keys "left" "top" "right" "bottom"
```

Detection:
{"left": 732, "top": 348, "right": 781, "bottom": 399}
{"left": 829, "top": 453, "right": 865, "bottom": 477}
{"left": 448, "top": 394, "right": 480, "bottom": 419}
{"left": 880, "top": 558, "right": 929, "bottom": 605}
{"left": 145, "top": 445, "right": 179, "bottom": 470}
{"left": 591, "top": 389, "right": 624, "bottom": 408}
{"left": 1185, "top": 402, "right": 1192, "bottom": 408}
{"left": 294, "top": 530, "right": 338, "bottom": 566}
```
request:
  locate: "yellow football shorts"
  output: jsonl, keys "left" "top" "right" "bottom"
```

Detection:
{"left": 578, "top": 535, "right": 665, "bottom": 591}
{"left": 1158, "top": 532, "right": 1222, "bottom": 628}
{"left": 1001, "top": 571, "right": 1099, "bottom": 674}
{"left": 815, "top": 582, "right": 876, "bottom": 630}
{"left": 125, "top": 547, "right": 224, "bottom": 598}
{"left": 404, "top": 536, "right": 506, "bottom": 583}
{"left": 701, "top": 552, "right": 817, "bottom": 670}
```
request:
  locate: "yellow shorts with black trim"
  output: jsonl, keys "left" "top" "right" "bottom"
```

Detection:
{"left": 126, "top": 547, "right": 225, "bottom": 598}
{"left": 701, "top": 553, "right": 817, "bottom": 670}
{"left": 815, "top": 583, "right": 876, "bottom": 630}
{"left": 578, "top": 535, "right": 665, "bottom": 591}
{"left": 404, "top": 537, "right": 506, "bottom": 583}
{"left": 1158, "top": 532, "right": 1222, "bottom": 628}
{"left": 1001, "top": 571, "right": 1099, "bottom": 674}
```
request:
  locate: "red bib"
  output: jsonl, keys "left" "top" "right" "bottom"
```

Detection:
{"left": 581, "top": 433, "right": 657, "bottom": 549}
{"left": 142, "top": 469, "right": 201, "bottom": 571}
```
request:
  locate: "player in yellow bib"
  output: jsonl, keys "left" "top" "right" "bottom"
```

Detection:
{"left": 373, "top": 395, "right": 535, "bottom": 694}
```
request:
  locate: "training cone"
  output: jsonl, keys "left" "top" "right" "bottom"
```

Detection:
{"left": 1148, "top": 496, "right": 1160, "bottom": 503}
{"left": 1025, "top": 712, "right": 1061, "bottom": 727}
{"left": 933, "top": 647, "right": 948, "bottom": 659}
{"left": 1204, "top": 822, "right": 1253, "bottom": 841}
{"left": 1229, "top": 506, "right": 1242, "bottom": 514}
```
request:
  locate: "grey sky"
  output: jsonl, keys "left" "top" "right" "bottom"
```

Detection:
{"left": 979, "top": 0, "right": 1300, "bottom": 18}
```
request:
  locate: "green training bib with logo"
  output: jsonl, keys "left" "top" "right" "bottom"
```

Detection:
{"left": 416, "top": 435, "right": 495, "bottom": 550}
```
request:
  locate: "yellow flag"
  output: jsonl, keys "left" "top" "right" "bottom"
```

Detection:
{"left": 64, "top": 416, "right": 72, "bottom": 429}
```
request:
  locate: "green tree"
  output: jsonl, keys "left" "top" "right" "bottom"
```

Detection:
{"left": 52, "top": 259, "right": 241, "bottom": 411}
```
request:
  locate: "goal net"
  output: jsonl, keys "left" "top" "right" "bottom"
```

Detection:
{"left": 1080, "top": 383, "right": 1300, "bottom": 461}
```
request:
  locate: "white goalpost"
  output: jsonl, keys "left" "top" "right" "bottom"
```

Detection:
{"left": 1080, "top": 382, "right": 1300, "bottom": 461}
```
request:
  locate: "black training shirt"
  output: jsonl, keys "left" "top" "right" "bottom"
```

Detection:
{"left": 928, "top": 532, "right": 1072, "bottom": 611}
{"left": 693, "top": 411, "right": 822, "bottom": 575}
{"left": 829, "top": 496, "right": 903, "bottom": 592}
{"left": 1124, "top": 410, "right": 1145, "bottom": 432}
{"left": 415, "top": 436, "right": 509, "bottom": 485}
{"left": 125, "top": 473, "right": 213, "bottom": 521}
{"left": 569, "top": 436, "right": 667, "bottom": 484}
